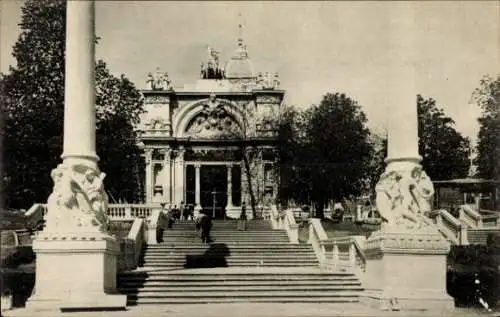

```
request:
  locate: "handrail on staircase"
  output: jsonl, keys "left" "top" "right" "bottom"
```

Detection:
{"left": 308, "top": 218, "right": 329, "bottom": 264}
{"left": 282, "top": 210, "right": 299, "bottom": 244}
{"left": 269, "top": 205, "right": 299, "bottom": 244}
{"left": 459, "top": 204, "right": 483, "bottom": 228}
{"left": 118, "top": 217, "right": 145, "bottom": 272}
{"left": 327, "top": 236, "right": 367, "bottom": 273}
{"left": 428, "top": 209, "right": 466, "bottom": 245}
{"left": 269, "top": 204, "right": 280, "bottom": 230}
{"left": 307, "top": 218, "right": 366, "bottom": 273}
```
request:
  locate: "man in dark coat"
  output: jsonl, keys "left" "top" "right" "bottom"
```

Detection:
{"left": 195, "top": 213, "right": 212, "bottom": 243}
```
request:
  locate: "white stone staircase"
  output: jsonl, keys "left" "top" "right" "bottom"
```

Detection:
{"left": 117, "top": 219, "right": 364, "bottom": 305}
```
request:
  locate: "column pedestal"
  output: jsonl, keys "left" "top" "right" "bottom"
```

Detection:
{"left": 26, "top": 233, "right": 126, "bottom": 311}
{"left": 361, "top": 226, "right": 453, "bottom": 311}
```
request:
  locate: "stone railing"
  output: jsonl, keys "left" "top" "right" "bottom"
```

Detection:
{"left": 268, "top": 205, "right": 299, "bottom": 243}
{"left": 144, "top": 207, "right": 165, "bottom": 245}
{"left": 308, "top": 218, "right": 329, "bottom": 264}
{"left": 24, "top": 203, "right": 47, "bottom": 230}
{"left": 325, "top": 236, "right": 367, "bottom": 274}
{"left": 107, "top": 203, "right": 161, "bottom": 220}
{"left": 269, "top": 204, "right": 280, "bottom": 230}
{"left": 459, "top": 204, "right": 483, "bottom": 228}
{"left": 428, "top": 209, "right": 466, "bottom": 245}
{"left": 24, "top": 203, "right": 161, "bottom": 224}
{"left": 481, "top": 212, "right": 500, "bottom": 227}
{"left": 117, "top": 217, "right": 145, "bottom": 272}
{"left": 307, "top": 218, "right": 366, "bottom": 273}
{"left": 280, "top": 210, "right": 299, "bottom": 244}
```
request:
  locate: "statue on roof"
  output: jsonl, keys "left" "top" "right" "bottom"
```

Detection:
{"left": 204, "top": 46, "right": 225, "bottom": 80}
{"left": 273, "top": 73, "right": 280, "bottom": 89}
{"left": 147, "top": 67, "right": 171, "bottom": 90}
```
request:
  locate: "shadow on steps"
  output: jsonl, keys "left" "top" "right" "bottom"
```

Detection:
{"left": 184, "top": 243, "right": 231, "bottom": 269}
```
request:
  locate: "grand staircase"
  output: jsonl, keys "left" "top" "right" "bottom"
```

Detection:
{"left": 117, "top": 219, "right": 364, "bottom": 305}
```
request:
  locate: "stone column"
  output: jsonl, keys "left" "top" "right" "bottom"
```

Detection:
{"left": 144, "top": 148, "right": 153, "bottom": 203}
{"left": 194, "top": 163, "right": 201, "bottom": 217}
{"left": 26, "top": 0, "right": 126, "bottom": 311}
{"left": 361, "top": 5, "right": 452, "bottom": 312}
{"left": 162, "top": 148, "right": 172, "bottom": 203}
{"left": 227, "top": 164, "right": 233, "bottom": 207}
{"left": 173, "top": 147, "right": 185, "bottom": 205}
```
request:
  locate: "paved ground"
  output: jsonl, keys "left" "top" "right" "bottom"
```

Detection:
{"left": 3, "top": 303, "right": 499, "bottom": 317}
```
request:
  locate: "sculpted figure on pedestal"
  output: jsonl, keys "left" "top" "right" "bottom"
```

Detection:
{"left": 45, "top": 163, "right": 109, "bottom": 232}
{"left": 375, "top": 165, "right": 434, "bottom": 230}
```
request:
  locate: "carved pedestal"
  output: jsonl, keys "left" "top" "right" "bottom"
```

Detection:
{"left": 361, "top": 226, "right": 454, "bottom": 311}
{"left": 26, "top": 233, "right": 126, "bottom": 311}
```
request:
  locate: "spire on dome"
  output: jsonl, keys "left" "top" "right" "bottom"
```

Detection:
{"left": 234, "top": 13, "right": 248, "bottom": 58}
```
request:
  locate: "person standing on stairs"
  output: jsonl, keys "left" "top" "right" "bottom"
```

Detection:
{"left": 237, "top": 202, "right": 248, "bottom": 231}
{"left": 195, "top": 212, "right": 213, "bottom": 244}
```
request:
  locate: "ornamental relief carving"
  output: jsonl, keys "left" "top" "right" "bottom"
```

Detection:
{"left": 255, "top": 95, "right": 281, "bottom": 104}
{"left": 146, "top": 117, "right": 171, "bottom": 131}
{"left": 185, "top": 96, "right": 242, "bottom": 138}
{"left": 144, "top": 95, "right": 170, "bottom": 104}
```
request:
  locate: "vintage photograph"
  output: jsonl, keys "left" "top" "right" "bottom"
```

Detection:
{"left": 1, "top": 1, "right": 499, "bottom": 316}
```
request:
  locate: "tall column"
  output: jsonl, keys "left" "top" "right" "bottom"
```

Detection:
{"left": 227, "top": 164, "right": 233, "bottom": 207}
{"left": 362, "top": 5, "right": 452, "bottom": 311}
{"left": 162, "top": 148, "right": 172, "bottom": 203}
{"left": 60, "top": 1, "right": 97, "bottom": 165}
{"left": 194, "top": 163, "right": 201, "bottom": 216}
{"left": 26, "top": 1, "right": 126, "bottom": 311}
{"left": 144, "top": 149, "right": 153, "bottom": 203}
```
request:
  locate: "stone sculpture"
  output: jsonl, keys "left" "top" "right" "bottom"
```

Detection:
{"left": 375, "top": 165, "right": 434, "bottom": 230}
{"left": 146, "top": 68, "right": 170, "bottom": 90}
{"left": 45, "top": 163, "right": 109, "bottom": 232}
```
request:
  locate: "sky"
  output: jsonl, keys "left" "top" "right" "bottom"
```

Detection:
{"left": 1, "top": 1, "right": 499, "bottom": 141}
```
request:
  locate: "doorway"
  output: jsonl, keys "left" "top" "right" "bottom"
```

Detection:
{"left": 200, "top": 165, "right": 227, "bottom": 219}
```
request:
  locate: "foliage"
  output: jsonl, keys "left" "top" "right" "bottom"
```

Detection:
{"left": 417, "top": 95, "right": 470, "bottom": 180}
{"left": 1, "top": 0, "right": 145, "bottom": 209}
{"left": 278, "top": 93, "right": 374, "bottom": 217}
{"left": 472, "top": 75, "right": 500, "bottom": 180}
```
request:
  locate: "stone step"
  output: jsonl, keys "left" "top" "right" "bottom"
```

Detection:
{"left": 162, "top": 233, "right": 287, "bottom": 237}
{"left": 128, "top": 290, "right": 361, "bottom": 299}
{"left": 118, "top": 285, "right": 364, "bottom": 293}
{"left": 119, "top": 278, "right": 361, "bottom": 288}
{"left": 143, "top": 261, "right": 319, "bottom": 269}
{"left": 144, "top": 252, "right": 315, "bottom": 258}
{"left": 148, "top": 242, "right": 304, "bottom": 248}
{"left": 119, "top": 273, "right": 358, "bottom": 280}
{"left": 132, "top": 296, "right": 359, "bottom": 305}
{"left": 147, "top": 248, "right": 308, "bottom": 252}
{"left": 144, "top": 255, "right": 316, "bottom": 261}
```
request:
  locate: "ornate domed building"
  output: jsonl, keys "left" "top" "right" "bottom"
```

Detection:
{"left": 138, "top": 28, "right": 284, "bottom": 219}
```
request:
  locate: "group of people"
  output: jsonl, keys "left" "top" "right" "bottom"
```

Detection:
{"left": 161, "top": 202, "right": 195, "bottom": 228}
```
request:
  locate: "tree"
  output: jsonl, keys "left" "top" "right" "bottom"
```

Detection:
{"left": 472, "top": 75, "right": 500, "bottom": 180}
{"left": 1, "top": 0, "right": 144, "bottom": 209}
{"left": 417, "top": 95, "right": 470, "bottom": 180}
{"left": 277, "top": 93, "right": 374, "bottom": 218}
{"left": 307, "top": 93, "right": 374, "bottom": 217}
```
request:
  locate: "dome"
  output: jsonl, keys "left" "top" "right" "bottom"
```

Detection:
{"left": 224, "top": 39, "right": 254, "bottom": 79}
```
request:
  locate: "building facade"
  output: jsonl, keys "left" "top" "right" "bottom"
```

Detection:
{"left": 138, "top": 35, "right": 285, "bottom": 219}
